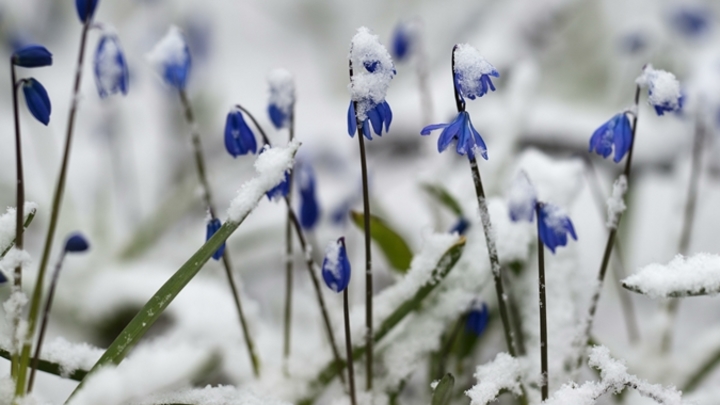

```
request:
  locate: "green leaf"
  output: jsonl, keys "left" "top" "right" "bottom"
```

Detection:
{"left": 431, "top": 374, "right": 455, "bottom": 405}
{"left": 302, "top": 238, "right": 466, "bottom": 402}
{"left": 0, "top": 346, "right": 86, "bottom": 382}
{"left": 350, "top": 211, "right": 413, "bottom": 273}
{"left": 422, "top": 184, "right": 463, "bottom": 217}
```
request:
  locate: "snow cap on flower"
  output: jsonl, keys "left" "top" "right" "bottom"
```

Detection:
{"left": 205, "top": 218, "right": 225, "bottom": 261}
{"left": 348, "top": 27, "right": 395, "bottom": 122}
{"left": 12, "top": 44, "right": 52, "bottom": 68}
{"left": 224, "top": 107, "right": 258, "bottom": 158}
{"left": 298, "top": 163, "right": 320, "bottom": 230}
{"left": 589, "top": 112, "right": 633, "bottom": 163}
{"left": 507, "top": 172, "right": 537, "bottom": 222}
{"left": 420, "top": 111, "right": 487, "bottom": 159}
{"left": 537, "top": 203, "right": 577, "bottom": 253}
{"left": 75, "top": 0, "right": 99, "bottom": 23}
{"left": 94, "top": 33, "right": 129, "bottom": 98}
{"left": 453, "top": 44, "right": 499, "bottom": 101}
{"left": 267, "top": 68, "right": 295, "bottom": 130}
{"left": 21, "top": 78, "right": 51, "bottom": 125}
{"left": 635, "top": 64, "right": 682, "bottom": 116}
{"left": 147, "top": 26, "right": 191, "bottom": 90}
{"left": 64, "top": 233, "right": 90, "bottom": 253}
{"left": 465, "top": 301, "right": 489, "bottom": 336}
{"left": 322, "top": 237, "right": 351, "bottom": 293}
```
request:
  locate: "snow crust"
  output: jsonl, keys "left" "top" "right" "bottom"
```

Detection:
{"left": 606, "top": 175, "right": 627, "bottom": 229}
{"left": 267, "top": 69, "right": 295, "bottom": 117}
{"left": 0, "top": 248, "right": 31, "bottom": 275}
{"left": 0, "top": 202, "right": 38, "bottom": 255}
{"left": 465, "top": 353, "right": 522, "bottom": 405}
{"left": 623, "top": 253, "right": 720, "bottom": 298}
{"left": 635, "top": 64, "right": 682, "bottom": 112}
{"left": 227, "top": 140, "right": 300, "bottom": 222}
{"left": 348, "top": 27, "right": 395, "bottom": 121}
{"left": 453, "top": 44, "right": 498, "bottom": 98}
{"left": 136, "top": 385, "right": 292, "bottom": 405}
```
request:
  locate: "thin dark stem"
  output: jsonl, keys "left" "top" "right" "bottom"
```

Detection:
{"left": 581, "top": 85, "right": 641, "bottom": 361}
{"left": 283, "top": 109, "right": 295, "bottom": 375}
{"left": 28, "top": 252, "right": 66, "bottom": 391}
{"left": 343, "top": 261, "right": 357, "bottom": 405}
{"left": 10, "top": 64, "right": 22, "bottom": 379}
{"left": 17, "top": 20, "right": 92, "bottom": 397}
{"left": 178, "top": 90, "right": 261, "bottom": 377}
{"left": 536, "top": 205, "right": 548, "bottom": 401}
{"left": 349, "top": 59, "right": 373, "bottom": 391}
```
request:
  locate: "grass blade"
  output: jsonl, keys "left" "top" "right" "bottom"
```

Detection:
{"left": 350, "top": 210, "right": 413, "bottom": 273}
{"left": 421, "top": 184, "right": 463, "bottom": 217}
{"left": 431, "top": 373, "right": 455, "bottom": 405}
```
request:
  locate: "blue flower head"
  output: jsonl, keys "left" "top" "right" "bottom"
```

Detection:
{"left": 12, "top": 45, "right": 52, "bottom": 68}
{"left": 420, "top": 111, "right": 488, "bottom": 160}
{"left": 297, "top": 163, "right": 321, "bottom": 230}
{"left": 205, "top": 218, "right": 226, "bottom": 261}
{"left": 465, "top": 301, "right": 489, "bottom": 336}
{"left": 589, "top": 112, "right": 632, "bottom": 163}
{"left": 267, "top": 69, "right": 295, "bottom": 130}
{"left": 507, "top": 172, "right": 537, "bottom": 222}
{"left": 670, "top": 6, "right": 711, "bottom": 38}
{"left": 390, "top": 21, "right": 418, "bottom": 62}
{"left": 64, "top": 233, "right": 90, "bottom": 253}
{"left": 94, "top": 34, "right": 129, "bottom": 98}
{"left": 537, "top": 203, "right": 577, "bottom": 253}
{"left": 636, "top": 65, "right": 683, "bottom": 116}
{"left": 224, "top": 108, "right": 258, "bottom": 157}
{"left": 147, "top": 26, "right": 191, "bottom": 90}
{"left": 453, "top": 44, "right": 499, "bottom": 102}
{"left": 449, "top": 217, "right": 470, "bottom": 236}
{"left": 322, "top": 237, "right": 351, "bottom": 293}
{"left": 22, "top": 78, "right": 51, "bottom": 126}
{"left": 347, "top": 27, "right": 395, "bottom": 140}
{"left": 75, "top": 0, "right": 99, "bottom": 23}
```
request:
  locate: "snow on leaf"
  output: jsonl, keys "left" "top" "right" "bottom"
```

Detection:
{"left": 622, "top": 253, "right": 720, "bottom": 298}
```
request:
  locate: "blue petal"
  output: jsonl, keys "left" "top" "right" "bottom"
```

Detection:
{"left": 268, "top": 104, "right": 286, "bottom": 129}
{"left": 380, "top": 101, "right": 393, "bottom": 132}
{"left": 420, "top": 122, "right": 448, "bottom": 136}
{"left": 94, "top": 35, "right": 129, "bottom": 98}
{"left": 347, "top": 101, "right": 357, "bottom": 137}
{"left": 22, "top": 78, "right": 51, "bottom": 126}
{"left": 467, "top": 114, "right": 488, "bottom": 160}
{"left": 367, "top": 104, "right": 383, "bottom": 136}
{"left": 12, "top": 44, "right": 52, "bottom": 68}
{"left": 391, "top": 24, "right": 411, "bottom": 61}
{"left": 206, "top": 218, "right": 226, "bottom": 261}
{"left": 465, "top": 302, "right": 489, "bottom": 336}
{"left": 321, "top": 238, "right": 352, "bottom": 293}
{"left": 438, "top": 115, "right": 463, "bottom": 153}
{"left": 589, "top": 117, "right": 615, "bottom": 159}
{"left": 613, "top": 114, "right": 632, "bottom": 163}
{"left": 75, "top": 0, "right": 99, "bottom": 23}
{"left": 163, "top": 45, "right": 191, "bottom": 90}
{"left": 456, "top": 114, "right": 473, "bottom": 155}
{"left": 449, "top": 217, "right": 470, "bottom": 235}
{"left": 266, "top": 170, "right": 291, "bottom": 201}
{"left": 362, "top": 119, "right": 372, "bottom": 140}
{"left": 298, "top": 164, "right": 321, "bottom": 230}
{"left": 64, "top": 233, "right": 90, "bottom": 253}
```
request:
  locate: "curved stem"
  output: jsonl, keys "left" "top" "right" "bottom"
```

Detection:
{"left": 17, "top": 20, "right": 92, "bottom": 397}
{"left": 536, "top": 205, "right": 548, "bottom": 401}
{"left": 179, "top": 90, "right": 260, "bottom": 378}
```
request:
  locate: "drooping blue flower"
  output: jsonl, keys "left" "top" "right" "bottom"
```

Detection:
{"left": 224, "top": 108, "right": 257, "bottom": 157}
{"left": 453, "top": 44, "right": 499, "bottom": 102}
{"left": 147, "top": 26, "right": 191, "bottom": 90}
{"left": 449, "top": 217, "right": 469, "bottom": 235}
{"left": 12, "top": 44, "right": 52, "bottom": 68}
{"left": 266, "top": 171, "right": 290, "bottom": 201}
{"left": 537, "top": 203, "right": 577, "bottom": 254}
{"left": 94, "top": 34, "right": 129, "bottom": 98}
{"left": 322, "top": 237, "right": 351, "bottom": 293}
{"left": 21, "top": 78, "right": 51, "bottom": 126}
{"left": 390, "top": 22, "right": 415, "bottom": 62}
{"left": 636, "top": 65, "right": 683, "bottom": 116}
{"left": 421, "top": 111, "right": 487, "bottom": 160}
{"left": 507, "top": 172, "right": 537, "bottom": 222}
{"left": 589, "top": 113, "right": 632, "bottom": 163}
{"left": 465, "top": 301, "right": 489, "bottom": 336}
{"left": 347, "top": 100, "right": 392, "bottom": 140}
{"left": 670, "top": 6, "right": 711, "bottom": 38}
{"left": 64, "top": 233, "right": 90, "bottom": 253}
{"left": 298, "top": 163, "right": 321, "bottom": 230}
{"left": 267, "top": 68, "right": 295, "bottom": 130}
{"left": 75, "top": 0, "right": 100, "bottom": 23}
{"left": 206, "top": 218, "right": 226, "bottom": 261}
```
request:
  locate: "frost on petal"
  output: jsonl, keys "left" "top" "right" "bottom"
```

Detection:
{"left": 348, "top": 27, "right": 395, "bottom": 121}
{"left": 453, "top": 44, "right": 499, "bottom": 100}
{"left": 267, "top": 68, "right": 295, "bottom": 129}
{"left": 465, "top": 353, "right": 522, "bottom": 405}
{"left": 635, "top": 64, "right": 682, "bottom": 115}
{"left": 622, "top": 253, "right": 720, "bottom": 298}
{"left": 606, "top": 175, "right": 627, "bottom": 229}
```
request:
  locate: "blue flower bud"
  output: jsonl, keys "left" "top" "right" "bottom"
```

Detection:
{"left": 75, "top": 0, "right": 99, "bottom": 23}
{"left": 322, "top": 237, "right": 351, "bottom": 293}
{"left": 449, "top": 217, "right": 470, "bottom": 235}
{"left": 465, "top": 302, "right": 489, "bottom": 336}
{"left": 94, "top": 34, "right": 129, "bottom": 98}
{"left": 206, "top": 218, "right": 226, "bottom": 261}
{"left": 147, "top": 26, "right": 191, "bottom": 90}
{"left": 537, "top": 203, "right": 577, "bottom": 254}
{"left": 298, "top": 163, "right": 320, "bottom": 230}
{"left": 391, "top": 24, "right": 412, "bottom": 62}
{"left": 12, "top": 45, "right": 52, "bottom": 68}
{"left": 22, "top": 78, "right": 51, "bottom": 126}
{"left": 589, "top": 113, "right": 632, "bottom": 163}
{"left": 224, "top": 108, "right": 257, "bottom": 157}
{"left": 64, "top": 233, "right": 90, "bottom": 253}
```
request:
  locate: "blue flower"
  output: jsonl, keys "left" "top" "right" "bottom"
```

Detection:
{"left": 449, "top": 217, "right": 469, "bottom": 235}
{"left": 589, "top": 113, "right": 632, "bottom": 163}
{"left": 508, "top": 172, "right": 537, "bottom": 222}
{"left": 94, "top": 34, "right": 129, "bottom": 98}
{"left": 267, "top": 69, "right": 295, "bottom": 130}
{"left": 206, "top": 218, "right": 226, "bottom": 261}
{"left": 670, "top": 6, "right": 710, "bottom": 38}
{"left": 465, "top": 301, "right": 489, "bottom": 336}
{"left": 224, "top": 108, "right": 257, "bottom": 157}
{"left": 322, "top": 237, "right": 351, "bottom": 293}
{"left": 453, "top": 44, "right": 499, "bottom": 101}
{"left": 650, "top": 90, "right": 684, "bottom": 116}
{"left": 390, "top": 22, "right": 413, "bottom": 62}
{"left": 421, "top": 111, "right": 487, "bottom": 160}
{"left": 298, "top": 163, "right": 321, "bottom": 230}
{"left": 266, "top": 171, "right": 290, "bottom": 201}
{"left": 347, "top": 100, "right": 392, "bottom": 140}
{"left": 64, "top": 233, "right": 90, "bottom": 253}
{"left": 12, "top": 45, "right": 52, "bottom": 68}
{"left": 75, "top": 0, "right": 99, "bottom": 23}
{"left": 637, "top": 65, "right": 683, "bottom": 116}
{"left": 148, "top": 27, "right": 191, "bottom": 90}
{"left": 537, "top": 203, "right": 577, "bottom": 254}
{"left": 21, "top": 78, "right": 51, "bottom": 126}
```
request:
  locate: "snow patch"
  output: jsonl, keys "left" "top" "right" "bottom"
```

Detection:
{"left": 606, "top": 175, "right": 627, "bottom": 229}
{"left": 465, "top": 353, "right": 522, "bottom": 405}
{"left": 623, "top": 253, "right": 720, "bottom": 298}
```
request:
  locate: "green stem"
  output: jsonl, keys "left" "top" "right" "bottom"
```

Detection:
{"left": 178, "top": 89, "right": 260, "bottom": 377}
{"left": 536, "top": 204, "right": 548, "bottom": 401}
{"left": 283, "top": 108, "right": 295, "bottom": 375}
{"left": 16, "top": 18, "right": 92, "bottom": 398}
{"left": 10, "top": 63, "right": 22, "bottom": 379}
